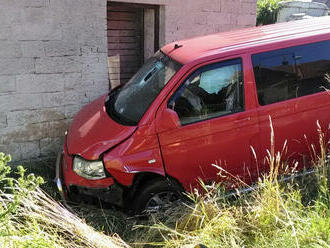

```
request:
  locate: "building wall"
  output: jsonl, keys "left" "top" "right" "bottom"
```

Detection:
{"left": 0, "top": 0, "right": 109, "bottom": 162}
{"left": 0, "top": 0, "right": 257, "bottom": 162}
{"left": 313, "top": 0, "right": 330, "bottom": 8}
{"left": 277, "top": 1, "right": 329, "bottom": 23}
{"left": 118, "top": 0, "right": 257, "bottom": 45}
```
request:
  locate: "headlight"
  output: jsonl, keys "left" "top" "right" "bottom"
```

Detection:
{"left": 73, "top": 156, "right": 106, "bottom": 180}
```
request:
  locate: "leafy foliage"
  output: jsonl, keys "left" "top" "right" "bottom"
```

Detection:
{"left": 257, "top": 0, "right": 284, "bottom": 25}
{"left": 0, "top": 152, "right": 128, "bottom": 248}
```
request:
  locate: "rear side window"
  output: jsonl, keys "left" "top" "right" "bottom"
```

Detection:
{"left": 252, "top": 40, "right": 330, "bottom": 106}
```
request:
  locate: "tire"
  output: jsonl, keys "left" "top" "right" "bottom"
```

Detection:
{"left": 133, "top": 179, "right": 183, "bottom": 215}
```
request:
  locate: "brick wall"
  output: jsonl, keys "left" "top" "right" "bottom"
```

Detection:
{"left": 0, "top": 0, "right": 257, "bottom": 163}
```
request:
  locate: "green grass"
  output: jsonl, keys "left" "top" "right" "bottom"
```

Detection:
{"left": 129, "top": 121, "right": 330, "bottom": 248}
{"left": 0, "top": 153, "right": 129, "bottom": 248}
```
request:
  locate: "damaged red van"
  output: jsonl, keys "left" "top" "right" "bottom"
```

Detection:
{"left": 55, "top": 17, "right": 330, "bottom": 213}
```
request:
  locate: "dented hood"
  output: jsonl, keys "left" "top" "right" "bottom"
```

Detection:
{"left": 67, "top": 94, "right": 136, "bottom": 160}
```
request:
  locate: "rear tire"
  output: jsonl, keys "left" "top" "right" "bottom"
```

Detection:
{"left": 133, "top": 179, "right": 183, "bottom": 215}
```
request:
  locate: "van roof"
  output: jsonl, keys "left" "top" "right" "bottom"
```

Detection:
{"left": 162, "top": 16, "right": 330, "bottom": 64}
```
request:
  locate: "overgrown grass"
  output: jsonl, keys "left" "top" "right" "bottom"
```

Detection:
{"left": 0, "top": 153, "right": 129, "bottom": 248}
{"left": 1, "top": 120, "right": 330, "bottom": 248}
{"left": 129, "top": 121, "right": 330, "bottom": 248}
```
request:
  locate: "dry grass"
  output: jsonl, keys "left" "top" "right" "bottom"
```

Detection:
{"left": 128, "top": 119, "right": 330, "bottom": 248}
{"left": 0, "top": 153, "right": 129, "bottom": 248}
{"left": 1, "top": 118, "right": 330, "bottom": 248}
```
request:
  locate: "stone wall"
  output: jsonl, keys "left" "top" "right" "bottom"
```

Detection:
{"left": 117, "top": 0, "right": 257, "bottom": 45}
{"left": 314, "top": 0, "right": 330, "bottom": 8}
{"left": 0, "top": 0, "right": 257, "bottom": 163}
{"left": 0, "top": 0, "right": 108, "bottom": 162}
{"left": 277, "top": 1, "right": 329, "bottom": 22}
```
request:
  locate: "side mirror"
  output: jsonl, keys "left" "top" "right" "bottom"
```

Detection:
{"left": 156, "top": 108, "right": 181, "bottom": 132}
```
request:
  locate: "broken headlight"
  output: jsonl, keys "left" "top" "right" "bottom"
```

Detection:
{"left": 73, "top": 156, "right": 106, "bottom": 180}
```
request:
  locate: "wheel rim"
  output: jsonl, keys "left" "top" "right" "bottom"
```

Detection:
{"left": 145, "top": 191, "right": 179, "bottom": 213}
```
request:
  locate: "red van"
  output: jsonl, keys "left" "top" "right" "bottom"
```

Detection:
{"left": 55, "top": 17, "right": 330, "bottom": 213}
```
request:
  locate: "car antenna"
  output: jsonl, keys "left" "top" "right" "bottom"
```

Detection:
{"left": 174, "top": 44, "right": 183, "bottom": 49}
{"left": 167, "top": 43, "right": 183, "bottom": 55}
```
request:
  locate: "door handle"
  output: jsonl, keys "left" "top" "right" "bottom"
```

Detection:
{"left": 234, "top": 117, "right": 251, "bottom": 124}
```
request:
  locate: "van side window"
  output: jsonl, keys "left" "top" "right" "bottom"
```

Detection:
{"left": 169, "top": 59, "right": 244, "bottom": 125}
{"left": 252, "top": 40, "right": 330, "bottom": 106}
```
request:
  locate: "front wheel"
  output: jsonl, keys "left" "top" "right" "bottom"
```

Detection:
{"left": 133, "top": 179, "right": 183, "bottom": 215}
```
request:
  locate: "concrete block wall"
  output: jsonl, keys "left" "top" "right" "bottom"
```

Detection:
{"left": 0, "top": 0, "right": 256, "bottom": 163}
{"left": 314, "top": 0, "right": 330, "bottom": 8}
{"left": 117, "top": 0, "right": 257, "bottom": 45}
{"left": 277, "top": 1, "right": 329, "bottom": 23}
{"left": 0, "top": 0, "right": 109, "bottom": 162}
{"left": 165, "top": 0, "right": 257, "bottom": 43}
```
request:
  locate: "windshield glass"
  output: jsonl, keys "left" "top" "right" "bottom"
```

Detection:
{"left": 106, "top": 51, "right": 182, "bottom": 126}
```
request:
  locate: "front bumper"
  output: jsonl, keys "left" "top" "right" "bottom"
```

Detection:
{"left": 55, "top": 147, "right": 125, "bottom": 208}
{"left": 55, "top": 150, "right": 66, "bottom": 202}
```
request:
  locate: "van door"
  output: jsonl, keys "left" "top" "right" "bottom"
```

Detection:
{"left": 252, "top": 39, "right": 330, "bottom": 173}
{"left": 156, "top": 57, "right": 259, "bottom": 190}
{"left": 286, "top": 40, "right": 330, "bottom": 161}
{"left": 252, "top": 49, "right": 301, "bottom": 173}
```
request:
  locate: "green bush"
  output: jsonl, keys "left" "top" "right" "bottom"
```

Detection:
{"left": 257, "top": 0, "right": 284, "bottom": 25}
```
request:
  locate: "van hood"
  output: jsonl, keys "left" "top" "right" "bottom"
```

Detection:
{"left": 67, "top": 94, "right": 137, "bottom": 160}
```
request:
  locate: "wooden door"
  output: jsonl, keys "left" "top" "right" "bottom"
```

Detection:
{"left": 107, "top": 3, "right": 144, "bottom": 84}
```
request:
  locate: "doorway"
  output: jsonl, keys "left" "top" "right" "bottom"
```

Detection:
{"left": 107, "top": 1, "right": 160, "bottom": 88}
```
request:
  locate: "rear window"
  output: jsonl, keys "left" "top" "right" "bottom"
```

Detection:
{"left": 252, "top": 40, "right": 330, "bottom": 106}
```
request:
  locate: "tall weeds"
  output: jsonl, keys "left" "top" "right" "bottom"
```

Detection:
{"left": 0, "top": 153, "right": 129, "bottom": 248}
{"left": 312, "top": 121, "right": 330, "bottom": 207}
{"left": 136, "top": 120, "right": 330, "bottom": 248}
{"left": 1, "top": 116, "right": 330, "bottom": 248}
